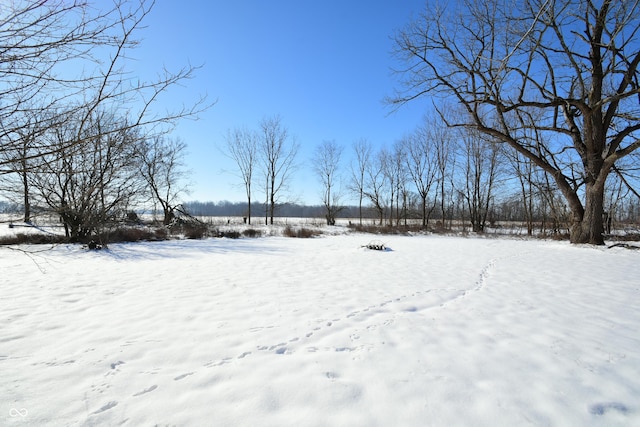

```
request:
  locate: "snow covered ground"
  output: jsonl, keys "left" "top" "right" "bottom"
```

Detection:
{"left": 1, "top": 233, "right": 639, "bottom": 426}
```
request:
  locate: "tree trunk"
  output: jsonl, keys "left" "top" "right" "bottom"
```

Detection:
{"left": 247, "top": 194, "right": 251, "bottom": 225}
{"left": 269, "top": 175, "right": 275, "bottom": 225}
{"left": 570, "top": 181, "right": 606, "bottom": 245}
{"left": 22, "top": 164, "right": 30, "bottom": 223}
{"left": 163, "top": 206, "right": 174, "bottom": 226}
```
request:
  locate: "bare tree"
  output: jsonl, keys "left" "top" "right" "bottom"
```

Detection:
{"left": 403, "top": 121, "right": 439, "bottom": 227}
{"left": 349, "top": 138, "right": 372, "bottom": 225}
{"left": 225, "top": 127, "right": 258, "bottom": 224}
{"left": 136, "top": 136, "right": 190, "bottom": 225}
{"left": 364, "top": 148, "right": 389, "bottom": 225}
{"left": 32, "top": 110, "right": 142, "bottom": 241}
{"left": 433, "top": 115, "right": 457, "bottom": 228}
{"left": 0, "top": 112, "right": 48, "bottom": 222}
{"left": 258, "top": 115, "right": 299, "bottom": 225}
{"left": 508, "top": 151, "right": 536, "bottom": 235}
{"left": 391, "top": 0, "right": 640, "bottom": 244}
{"left": 313, "top": 140, "right": 344, "bottom": 225}
{"left": 383, "top": 141, "right": 409, "bottom": 226}
{"left": 0, "top": 1, "right": 121, "bottom": 156}
{"left": 457, "top": 131, "right": 501, "bottom": 232}
{"left": 0, "top": 1, "right": 209, "bottom": 189}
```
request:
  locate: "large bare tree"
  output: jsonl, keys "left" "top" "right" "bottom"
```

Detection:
{"left": 391, "top": 0, "right": 640, "bottom": 244}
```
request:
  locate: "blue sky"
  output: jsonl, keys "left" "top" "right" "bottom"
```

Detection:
{"left": 133, "top": 1, "right": 430, "bottom": 204}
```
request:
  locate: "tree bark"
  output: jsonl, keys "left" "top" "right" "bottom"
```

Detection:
{"left": 570, "top": 181, "right": 606, "bottom": 245}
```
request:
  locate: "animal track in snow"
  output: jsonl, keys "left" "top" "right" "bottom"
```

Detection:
{"left": 110, "top": 360, "right": 125, "bottom": 369}
{"left": 91, "top": 400, "right": 118, "bottom": 415}
{"left": 174, "top": 372, "right": 194, "bottom": 381}
{"left": 132, "top": 385, "right": 157, "bottom": 397}
{"left": 204, "top": 357, "right": 232, "bottom": 368}
{"left": 589, "top": 402, "right": 629, "bottom": 415}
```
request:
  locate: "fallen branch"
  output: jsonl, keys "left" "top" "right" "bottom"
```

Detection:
{"left": 608, "top": 243, "right": 640, "bottom": 250}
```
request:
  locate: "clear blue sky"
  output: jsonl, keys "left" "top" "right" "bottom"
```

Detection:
{"left": 134, "top": 1, "right": 430, "bottom": 205}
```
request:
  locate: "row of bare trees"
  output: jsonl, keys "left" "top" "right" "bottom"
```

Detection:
{"left": 0, "top": 1, "right": 204, "bottom": 241}
{"left": 223, "top": 106, "right": 639, "bottom": 236}
{"left": 344, "top": 118, "right": 503, "bottom": 232}
{"left": 312, "top": 108, "right": 637, "bottom": 235}
{"left": 224, "top": 115, "right": 299, "bottom": 225}
{"left": 223, "top": 1, "right": 639, "bottom": 244}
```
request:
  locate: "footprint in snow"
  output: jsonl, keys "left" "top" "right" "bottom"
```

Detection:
{"left": 133, "top": 385, "right": 157, "bottom": 397}
{"left": 205, "top": 357, "right": 232, "bottom": 367}
{"left": 92, "top": 401, "right": 118, "bottom": 415}
{"left": 110, "top": 361, "right": 125, "bottom": 369}
{"left": 325, "top": 372, "right": 340, "bottom": 380}
{"left": 589, "top": 402, "right": 629, "bottom": 415}
{"left": 275, "top": 346, "right": 289, "bottom": 355}
{"left": 174, "top": 372, "right": 194, "bottom": 381}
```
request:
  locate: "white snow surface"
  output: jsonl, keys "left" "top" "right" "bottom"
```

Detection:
{"left": 1, "top": 234, "right": 639, "bottom": 426}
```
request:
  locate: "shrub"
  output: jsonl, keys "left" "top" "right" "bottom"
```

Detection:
{"left": 153, "top": 227, "right": 169, "bottom": 240}
{"left": 183, "top": 223, "right": 208, "bottom": 239}
{"left": 283, "top": 225, "right": 321, "bottom": 238}
{"left": 242, "top": 228, "right": 262, "bottom": 238}
{"left": 220, "top": 230, "right": 241, "bottom": 239}
{"left": 167, "top": 215, "right": 209, "bottom": 240}
{"left": 100, "top": 227, "right": 156, "bottom": 243}
{"left": 0, "top": 232, "right": 65, "bottom": 245}
{"left": 347, "top": 223, "right": 426, "bottom": 235}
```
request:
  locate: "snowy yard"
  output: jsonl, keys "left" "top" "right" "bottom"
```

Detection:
{"left": 1, "top": 234, "right": 639, "bottom": 426}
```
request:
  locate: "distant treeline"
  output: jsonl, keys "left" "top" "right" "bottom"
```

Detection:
{"left": 184, "top": 201, "right": 367, "bottom": 219}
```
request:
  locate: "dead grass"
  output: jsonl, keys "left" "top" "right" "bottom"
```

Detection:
{"left": 347, "top": 223, "right": 428, "bottom": 235}
{"left": 283, "top": 225, "right": 322, "bottom": 238}
{"left": 0, "top": 233, "right": 66, "bottom": 245}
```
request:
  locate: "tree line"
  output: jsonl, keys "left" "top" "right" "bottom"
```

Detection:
{"left": 222, "top": 0, "right": 640, "bottom": 245}
{"left": 223, "top": 111, "right": 640, "bottom": 236}
{"left": 1, "top": 1, "right": 638, "bottom": 246}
